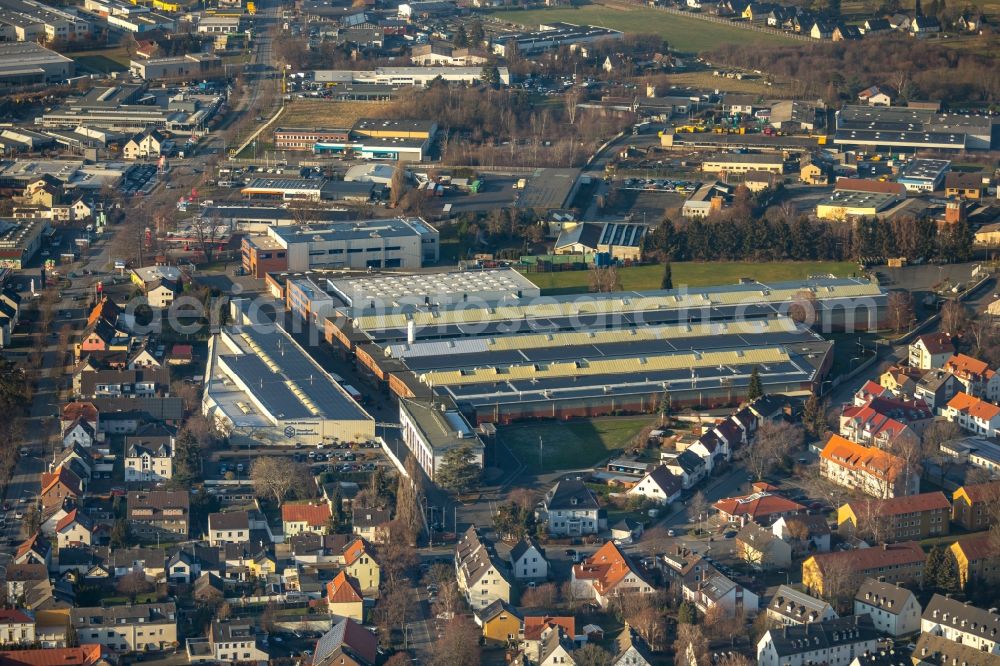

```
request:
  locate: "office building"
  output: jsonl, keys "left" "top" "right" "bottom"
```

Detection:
{"left": 129, "top": 54, "right": 221, "bottom": 80}
{"left": 398, "top": 397, "right": 484, "bottom": 482}
{"left": 897, "top": 159, "right": 950, "bottom": 192}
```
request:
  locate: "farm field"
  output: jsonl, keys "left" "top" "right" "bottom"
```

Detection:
{"left": 498, "top": 416, "right": 653, "bottom": 473}
{"left": 487, "top": 5, "right": 801, "bottom": 52}
{"left": 525, "top": 260, "right": 858, "bottom": 294}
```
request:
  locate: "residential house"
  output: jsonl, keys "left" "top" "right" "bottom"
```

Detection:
{"left": 204, "top": 620, "right": 268, "bottom": 663}
{"left": 539, "top": 479, "right": 603, "bottom": 537}
{"left": 207, "top": 511, "right": 250, "bottom": 546}
{"left": 945, "top": 172, "right": 986, "bottom": 200}
{"left": 287, "top": 535, "right": 380, "bottom": 594}
{"left": 911, "top": 633, "right": 997, "bottom": 666}
{"left": 39, "top": 466, "right": 83, "bottom": 514}
{"left": 858, "top": 85, "right": 896, "bottom": 106}
{"left": 111, "top": 547, "right": 167, "bottom": 582}
{"left": 863, "top": 18, "right": 892, "bottom": 33}
{"left": 772, "top": 514, "right": 832, "bottom": 555}
{"left": 909, "top": 333, "right": 955, "bottom": 369}
{"left": 79, "top": 368, "right": 170, "bottom": 400}
{"left": 522, "top": 616, "right": 577, "bottom": 663}
{"left": 819, "top": 435, "right": 915, "bottom": 498}
{"left": 943, "top": 355, "right": 1000, "bottom": 401}
{"left": 855, "top": 380, "right": 893, "bottom": 406}
{"left": 454, "top": 526, "right": 512, "bottom": 610}
{"left": 802, "top": 542, "right": 925, "bottom": 596}
{"left": 55, "top": 510, "right": 97, "bottom": 549}
{"left": 613, "top": 628, "right": 655, "bottom": 666}
{"left": 538, "top": 626, "right": 576, "bottom": 666}
{"left": 942, "top": 392, "right": 1000, "bottom": 436}
{"left": 475, "top": 600, "right": 522, "bottom": 647}
{"left": 127, "top": 491, "right": 189, "bottom": 541}
{"left": 854, "top": 578, "right": 921, "bottom": 637}
{"left": 310, "top": 617, "right": 378, "bottom": 666}
{"left": 124, "top": 433, "right": 174, "bottom": 482}
{"left": 766, "top": 585, "right": 838, "bottom": 626}
{"left": 952, "top": 481, "right": 1000, "bottom": 531}
{"left": 61, "top": 402, "right": 99, "bottom": 438}
{"left": 682, "top": 561, "right": 759, "bottom": 618}
{"left": 833, "top": 23, "right": 863, "bottom": 40}
{"left": 626, "top": 465, "right": 682, "bottom": 506}
{"left": 915, "top": 369, "right": 958, "bottom": 411}
{"left": 71, "top": 603, "right": 177, "bottom": 653}
{"left": 0, "top": 609, "right": 36, "bottom": 646}
{"left": 325, "top": 571, "right": 364, "bottom": 622}
{"left": 350, "top": 508, "right": 390, "bottom": 544}
{"left": 571, "top": 541, "right": 655, "bottom": 609}
{"left": 509, "top": 536, "right": 548, "bottom": 581}
{"left": 881, "top": 366, "right": 921, "bottom": 398}
{"left": 837, "top": 492, "right": 951, "bottom": 542}
{"left": 62, "top": 418, "right": 98, "bottom": 449}
{"left": 955, "top": 12, "right": 985, "bottom": 32}
{"left": 122, "top": 129, "right": 164, "bottom": 160}
{"left": 737, "top": 521, "right": 792, "bottom": 570}
{"left": 800, "top": 156, "right": 831, "bottom": 185}
{"left": 838, "top": 396, "right": 932, "bottom": 451}
{"left": 757, "top": 615, "right": 880, "bottom": 666}
{"left": 713, "top": 484, "right": 807, "bottom": 526}
{"left": 281, "top": 502, "right": 332, "bottom": 537}
{"left": 222, "top": 543, "right": 276, "bottom": 582}
{"left": 661, "top": 449, "right": 708, "bottom": 487}
{"left": 950, "top": 534, "right": 1000, "bottom": 589}
{"left": 14, "top": 535, "right": 51, "bottom": 568}
{"left": 911, "top": 14, "right": 941, "bottom": 33}
{"left": 921, "top": 594, "right": 1000, "bottom": 654}
{"left": 810, "top": 20, "right": 834, "bottom": 39}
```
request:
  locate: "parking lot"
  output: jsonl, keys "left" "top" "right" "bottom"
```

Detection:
{"left": 120, "top": 163, "right": 159, "bottom": 196}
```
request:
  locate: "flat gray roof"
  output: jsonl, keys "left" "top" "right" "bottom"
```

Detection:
{"left": 271, "top": 217, "right": 435, "bottom": 244}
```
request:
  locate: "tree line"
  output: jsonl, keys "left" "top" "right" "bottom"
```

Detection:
{"left": 642, "top": 214, "right": 973, "bottom": 264}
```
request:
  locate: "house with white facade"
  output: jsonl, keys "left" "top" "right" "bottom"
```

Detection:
{"left": 942, "top": 392, "right": 1000, "bottom": 437}
{"left": 757, "top": 615, "right": 880, "bottom": 666}
{"left": 539, "top": 479, "right": 603, "bottom": 537}
{"left": 454, "top": 526, "right": 512, "bottom": 610}
{"left": 627, "top": 465, "right": 682, "bottom": 506}
{"left": 509, "top": 536, "right": 548, "bottom": 582}
{"left": 854, "top": 578, "right": 921, "bottom": 638}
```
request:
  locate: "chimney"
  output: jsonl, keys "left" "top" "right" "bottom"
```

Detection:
{"left": 945, "top": 199, "right": 967, "bottom": 225}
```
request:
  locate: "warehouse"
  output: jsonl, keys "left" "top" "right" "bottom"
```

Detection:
{"left": 816, "top": 190, "right": 902, "bottom": 221}
{"left": 129, "top": 53, "right": 221, "bottom": 80}
{"left": 240, "top": 217, "right": 439, "bottom": 276}
{"left": 0, "top": 217, "right": 46, "bottom": 269}
{"left": 0, "top": 41, "right": 73, "bottom": 85}
{"left": 490, "top": 22, "right": 623, "bottom": 57}
{"left": 200, "top": 205, "right": 351, "bottom": 233}
{"left": 312, "top": 136, "right": 429, "bottom": 162}
{"left": 240, "top": 178, "right": 327, "bottom": 201}
{"left": 286, "top": 275, "right": 335, "bottom": 327}
{"left": 0, "top": 0, "right": 90, "bottom": 41}
{"left": 273, "top": 128, "right": 350, "bottom": 151}
{"left": 202, "top": 300, "right": 374, "bottom": 446}
{"left": 337, "top": 277, "right": 887, "bottom": 348}
{"left": 106, "top": 10, "right": 175, "bottom": 32}
{"left": 702, "top": 153, "right": 787, "bottom": 174}
{"left": 356, "top": 317, "right": 833, "bottom": 424}
{"left": 327, "top": 268, "right": 540, "bottom": 313}
{"left": 313, "top": 66, "right": 510, "bottom": 87}
{"left": 896, "top": 158, "right": 950, "bottom": 193}
{"left": 834, "top": 105, "right": 997, "bottom": 152}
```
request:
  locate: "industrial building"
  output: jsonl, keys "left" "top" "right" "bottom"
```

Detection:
{"left": 834, "top": 105, "right": 998, "bottom": 152}
{"left": 312, "top": 136, "right": 429, "bottom": 162}
{"left": 0, "top": 0, "right": 90, "bottom": 42}
{"left": 355, "top": 316, "right": 833, "bottom": 424}
{"left": 816, "top": 190, "right": 902, "bottom": 221}
{"left": 129, "top": 53, "right": 221, "bottom": 80}
{"left": 202, "top": 300, "right": 374, "bottom": 446}
{"left": 36, "top": 84, "right": 222, "bottom": 135}
{"left": 240, "top": 217, "right": 439, "bottom": 277}
{"left": 274, "top": 128, "right": 350, "bottom": 151}
{"left": 896, "top": 159, "right": 950, "bottom": 193}
{"left": 489, "top": 22, "right": 623, "bottom": 57}
{"left": 701, "top": 153, "right": 787, "bottom": 174}
{"left": 106, "top": 11, "right": 175, "bottom": 32}
{"left": 200, "top": 205, "right": 353, "bottom": 234}
{"left": 0, "top": 217, "right": 46, "bottom": 269}
{"left": 0, "top": 41, "right": 73, "bottom": 85}
{"left": 313, "top": 66, "right": 510, "bottom": 87}
{"left": 398, "top": 397, "right": 484, "bottom": 481}
{"left": 554, "top": 221, "right": 648, "bottom": 261}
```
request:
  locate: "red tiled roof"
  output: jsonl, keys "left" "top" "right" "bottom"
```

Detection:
{"left": 61, "top": 402, "right": 98, "bottom": 424}
{"left": 835, "top": 178, "right": 906, "bottom": 196}
{"left": 714, "top": 492, "right": 805, "bottom": 521}
{"left": 281, "top": 503, "right": 331, "bottom": 527}
{"left": 957, "top": 481, "right": 1000, "bottom": 503}
{"left": 809, "top": 541, "right": 924, "bottom": 573}
{"left": 0, "top": 610, "right": 33, "bottom": 624}
{"left": 952, "top": 534, "right": 996, "bottom": 562}
{"left": 844, "top": 491, "right": 950, "bottom": 518}
{"left": 944, "top": 354, "right": 995, "bottom": 381}
{"left": 915, "top": 333, "right": 954, "bottom": 355}
{"left": 0, "top": 645, "right": 104, "bottom": 666}
{"left": 571, "top": 541, "right": 648, "bottom": 596}
{"left": 342, "top": 538, "right": 368, "bottom": 566}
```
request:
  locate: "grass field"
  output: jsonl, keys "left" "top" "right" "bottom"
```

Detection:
{"left": 72, "top": 47, "right": 130, "bottom": 74}
{"left": 279, "top": 100, "right": 392, "bottom": 128}
{"left": 660, "top": 71, "right": 795, "bottom": 96}
{"left": 499, "top": 416, "right": 653, "bottom": 473}
{"left": 488, "top": 5, "right": 800, "bottom": 52}
{"left": 525, "top": 261, "right": 858, "bottom": 294}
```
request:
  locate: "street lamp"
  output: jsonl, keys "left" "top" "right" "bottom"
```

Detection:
{"left": 849, "top": 356, "right": 861, "bottom": 370}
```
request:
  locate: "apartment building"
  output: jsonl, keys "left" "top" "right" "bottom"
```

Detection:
{"left": 908, "top": 333, "right": 955, "bottom": 370}
{"left": 921, "top": 594, "right": 1000, "bottom": 655}
{"left": 281, "top": 502, "right": 332, "bottom": 538}
{"left": 766, "top": 585, "right": 838, "bottom": 626}
{"left": 950, "top": 534, "right": 1000, "bottom": 589}
{"left": 124, "top": 434, "right": 174, "bottom": 482}
{"left": 454, "top": 526, "right": 512, "bottom": 610}
{"left": 837, "top": 492, "right": 951, "bottom": 542}
{"left": 127, "top": 491, "right": 189, "bottom": 541}
{"left": 853, "top": 578, "right": 921, "bottom": 637}
{"left": 819, "top": 435, "right": 915, "bottom": 498}
{"left": 758, "top": 615, "right": 880, "bottom": 666}
{"left": 943, "top": 354, "right": 1000, "bottom": 401}
{"left": 802, "top": 542, "right": 925, "bottom": 597}
{"left": 538, "top": 479, "right": 603, "bottom": 537}
{"left": 71, "top": 603, "right": 177, "bottom": 653}
{"left": 942, "top": 392, "right": 1000, "bottom": 436}
{"left": 952, "top": 481, "right": 1000, "bottom": 531}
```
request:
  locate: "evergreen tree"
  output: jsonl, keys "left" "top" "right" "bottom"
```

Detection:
{"left": 480, "top": 64, "right": 501, "bottom": 88}
{"left": 661, "top": 262, "right": 673, "bottom": 290}
{"left": 330, "top": 486, "right": 345, "bottom": 532}
{"left": 453, "top": 25, "right": 469, "bottom": 48}
{"left": 827, "top": 0, "right": 841, "bottom": 16}
{"left": 677, "top": 601, "right": 698, "bottom": 624}
{"left": 469, "top": 21, "right": 485, "bottom": 45}
{"left": 110, "top": 518, "right": 131, "bottom": 548}
{"left": 937, "top": 549, "right": 962, "bottom": 592}
{"left": 436, "top": 445, "right": 481, "bottom": 494}
{"left": 802, "top": 394, "right": 828, "bottom": 439}
{"left": 915, "top": 0, "right": 923, "bottom": 15}
{"left": 927, "top": 0, "right": 939, "bottom": 16}
{"left": 748, "top": 366, "right": 764, "bottom": 401}
{"left": 925, "top": 546, "right": 944, "bottom": 588}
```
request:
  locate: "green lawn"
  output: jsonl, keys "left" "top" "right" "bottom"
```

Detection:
{"left": 71, "top": 46, "right": 130, "bottom": 74}
{"left": 487, "top": 5, "right": 800, "bottom": 52}
{"left": 525, "top": 260, "right": 858, "bottom": 294}
{"left": 499, "top": 416, "right": 653, "bottom": 473}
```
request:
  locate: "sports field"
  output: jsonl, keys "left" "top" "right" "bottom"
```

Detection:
{"left": 499, "top": 416, "right": 653, "bottom": 473}
{"left": 488, "top": 5, "right": 800, "bottom": 52}
{"left": 525, "top": 260, "right": 858, "bottom": 294}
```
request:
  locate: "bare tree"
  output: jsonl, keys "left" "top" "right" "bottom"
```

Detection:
{"left": 887, "top": 290, "right": 915, "bottom": 333}
{"left": 390, "top": 160, "right": 408, "bottom": 208}
{"left": 250, "top": 457, "right": 300, "bottom": 505}
{"left": 941, "top": 300, "right": 971, "bottom": 336}
{"left": 565, "top": 88, "right": 583, "bottom": 125}
{"left": 116, "top": 570, "right": 154, "bottom": 602}
{"left": 520, "top": 582, "right": 560, "bottom": 608}
{"left": 589, "top": 266, "right": 622, "bottom": 293}
{"left": 573, "top": 643, "right": 613, "bottom": 666}
{"left": 714, "top": 654, "right": 756, "bottom": 666}
{"left": 673, "top": 623, "right": 709, "bottom": 666}
{"left": 849, "top": 497, "right": 891, "bottom": 544}
{"left": 430, "top": 615, "right": 481, "bottom": 666}
{"left": 394, "top": 455, "right": 424, "bottom": 546}
{"left": 688, "top": 490, "right": 709, "bottom": 534}
{"left": 189, "top": 213, "right": 226, "bottom": 264}
{"left": 922, "top": 420, "right": 963, "bottom": 484}
{"left": 815, "top": 555, "right": 858, "bottom": 612}
{"left": 740, "top": 421, "right": 804, "bottom": 481}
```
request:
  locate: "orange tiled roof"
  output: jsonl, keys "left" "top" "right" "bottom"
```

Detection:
{"left": 0, "top": 644, "right": 105, "bottom": 666}
{"left": 809, "top": 541, "right": 924, "bottom": 574}
{"left": 523, "top": 616, "right": 575, "bottom": 641}
{"left": 281, "top": 503, "right": 331, "bottom": 527}
{"left": 945, "top": 392, "right": 1000, "bottom": 420}
{"left": 342, "top": 538, "right": 368, "bottom": 566}
{"left": 326, "top": 571, "right": 363, "bottom": 605}
{"left": 714, "top": 492, "right": 805, "bottom": 520}
{"left": 820, "top": 434, "right": 905, "bottom": 482}
{"left": 571, "top": 541, "right": 647, "bottom": 596}
{"left": 944, "top": 354, "right": 994, "bottom": 380}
